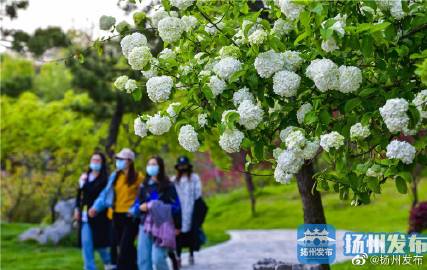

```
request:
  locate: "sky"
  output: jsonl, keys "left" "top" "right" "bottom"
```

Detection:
{"left": 1, "top": 0, "right": 140, "bottom": 52}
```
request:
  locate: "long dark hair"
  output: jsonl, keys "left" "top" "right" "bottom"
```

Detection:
{"left": 144, "top": 155, "right": 170, "bottom": 191}
{"left": 175, "top": 166, "right": 193, "bottom": 182}
{"left": 114, "top": 160, "right": 137, "bottom": 186}
{"left": 86, "top": 151, "right": 109, "bottom": 183}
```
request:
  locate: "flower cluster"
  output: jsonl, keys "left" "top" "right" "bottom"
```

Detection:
{"left": 413, "top": 89, "right": 427, "bottom": 119}
{"left": 158, "top": 17, "right": 184, "bottom": 43}
{"left": 296, "top": 103, "right": 312, "bottom": 124}
{"left": 181, "top": 15, "right": 198, "bottom": 32}
{"left": 124, "top": 79, "right": 137, "bottom": 93}
{"left": 350, "top": 123, "right": 370, "bottom": 140}
{"left": 114, "top": 75, "right": 129, "bottom": 91}
{"left": 213, "top": 57, "right": 242, "bottom": 81}
{"left": 379, "top": 98, "right": 409, "bottom": 133}
{"left": 146, "top": 76, "right": 173, "bottom": 103}
{"left": 282, "top": 50, "right": 303, "bottom": 71}
{"left": 166, "top": 102, "right": 181, "bottom": 118}
{"left": 320, "top": 131, "right": 345, "bottom": 152}
{"left": 376, "top": 0, "right": 404, "bottom": 20}
{"left": 275, "top": 0, "right": 304, "bottom": 21}
{"left": 99, "top": 15, "right": 116, "bottom": 30}
{"left": 306, "top": 59, "right": 362, "bottom": 93}
{"left": 149, "top": 8, "right": 178, "bottom": 28}
{"left": 208, "top": 75, "right": 226, "bottom": 96}
{"left": 128, "top": 46, "right": 152, "bottom": 70}
{"left": 284, "top": 130, "right": 306, "bottom": 149}
{"left": 254, "top": 50, "right": 285, "bottom": 78}
{"left": 170, "top": 0, "right": 194, "bottom": 10}
{"left": 134, "top": 117, "right": 147, "bottom": 138}
{"left": 178, "top": 125, "right": 200, "bottom": 152}
{"left": 366, "top": 165, "right": 384, "bottom": 178}
{"left": 198, "top": 113, "right": 208, "bottom": 127}
{"left": 120, "top": 33, "right": 148, "bottom": 58}
{"left": 237, "top": 100, "right": 264, "bottom": 130}
{"left": 248, "top": 29, "right": 268, "bottom": 46}
{"left": 219, "top": 128, "right": 245, "bottom": 153}
{"left": 386, "top": 140, "right": 416, "bottom": 164}
{"left": 273, "top": 70, "right": 301, "bottom": 97}
{"left": 233, "top": 87, "right": 255, "bottom": 107}
{"left": 146, "top": 114, "right": 172, "bottom": 135}
{"left": 272, "top": 18, "right": 292, "bottom": 37}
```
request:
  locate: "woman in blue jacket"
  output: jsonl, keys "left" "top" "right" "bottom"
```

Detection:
{"left": 132, "top": 156, "right": 181, "bottom": 270}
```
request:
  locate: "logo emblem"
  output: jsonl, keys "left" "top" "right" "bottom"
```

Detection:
{"left": 297, "top": 224, "right": 336, "bottom": 264}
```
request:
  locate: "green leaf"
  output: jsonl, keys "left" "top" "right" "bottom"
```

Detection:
{"left": 358, "top": 87, "right": 377, "bottom": 97}
{"left": 132, "top": 89, "right": 142, "bottom": 101}
{"left": 397, "top": 171, "right": 413, "bottom": 183}
{"left": 319, "top": 109, "right": 331, "bottom": 125}
{"left": 408, "top": 104, "right": 420, "bottom": 129}
{"left": 361, "top": 35, "right": 374, "bottom": 58}
{"left": 304, "top": 111, "right": 318, "bottom": 125}
{"left": 344, "top": 98, "right": 362, "bottom": 113}
{"left": 294, "top": 32, "right": 309, "bottom": 46}
{"left": 395, "top": 177, "right": 408, "bottom": 194}
{"left": 252, "top": 142, "right": 264, "bottom": 161}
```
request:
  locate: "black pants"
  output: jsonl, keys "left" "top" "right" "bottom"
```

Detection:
{"left": 111, "top": 213, "right": 139, "bottom": 270}
{"left": 176, "top": 232, "right": 195, "bottom": 258}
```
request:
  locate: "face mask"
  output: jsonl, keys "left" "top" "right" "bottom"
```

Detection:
{"left": 115, "top": 159, "right": 127, "bottom": 171}
{"left": 146, "top": 165, "right": 159, "bottom": 177}
{"left": 90, "top": 163, "right": 102, "bottom": 172}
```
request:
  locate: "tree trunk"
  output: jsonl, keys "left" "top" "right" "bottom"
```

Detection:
{"left": 411, "top": 163, "right": 422, "bottom": 208}
{"left": 105, "top": 93, "right": 124, "bottom": 159}
{"left": 296, "top": 162, "right": 329, "bottom": 270}
{"left": 240, "top": 151, "right": 256, "bottom": 216}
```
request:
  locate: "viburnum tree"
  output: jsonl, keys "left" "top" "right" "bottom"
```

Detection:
{"left": 101, "top": 0, "right": 426, "bottom": 227}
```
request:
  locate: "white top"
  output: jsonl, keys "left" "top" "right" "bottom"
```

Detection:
{"left": 172, "top": 173, "right": 202, "bottom": 233}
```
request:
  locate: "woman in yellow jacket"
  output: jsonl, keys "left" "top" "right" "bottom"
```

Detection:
{"left": 89, "top": 148, "right": 143, "bottom": 270}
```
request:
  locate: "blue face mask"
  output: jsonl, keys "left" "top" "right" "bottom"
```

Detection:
{"left": 115, "top": 159, "right": 127, "bottom": 171}
{"left": 90, "top": 163, "right": 102, "bottom": 172}
{"left": 146, "top": 165, "right": 159, "bottom": 177}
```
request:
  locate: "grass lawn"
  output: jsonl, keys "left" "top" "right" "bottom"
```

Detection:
{"left": 2, "top": 180, "right": 426, "bottom": 269}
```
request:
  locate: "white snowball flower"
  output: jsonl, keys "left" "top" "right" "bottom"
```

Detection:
{"left": 120, "top": 33, "right": 147, "bottom": 58}
{"left": 320, "top": 131, "right": 345, "bottom": 152}
{"left": 159, "top": 48, "right": 176, "bottom": 60}
{"left": 271, "top": 18, "right": 292, "bottom": 37}
{"left": 366, "top": 165, "right": 383, "bottom": 178}
{"left": 338, "top": 65, "right": 363, "bottom": 93}
{"left": 302, "top": 139, "right": 320, "bottom": 160}
{"left": 331, "top": 14, "right": 347, "bottom": 36}
{"left": 158, "top": 17, "right": 184, "bottom": 43}
{"left": 181, "top": 15, "right": 198, "bottom": 32}
{"left": 141, "top": 59, "right": 159, "bottom": 79}
{"left": 238, "top": 100, "right": 264, "bottom": 130}
{"left": 146, "top": 76, "right": 173, "bottom": 103}
{"left": 273, "top": 148, "right": 284, "bottom": 160}
{"left": 376, "top": 0, "right": 404, "bottom": 19}
{"left": 134, "top": 117, "right": 147, "bottom": 138}
{"left": 412, "top": 89, "right": 427, "bottom": 119}
{"left": 386, "top": 140, "right": 416, "bottom": 164}
{"left": 219, "top": 128, "right": 244, "bottom": 153}
{"left": 254, "top": 50, "right": 285, "bottom": 78}
{"left": 279, "top": 126, "right": 297, "bottom": 142}
{"left": 277, "top": 148, "right": 304, "bottom": 174}
{"left": 170, "top": 0, "right": 194, "bottom": 10}
{"left": 166, "top": 102, "right": 181, "bottom": 118}
{"left": 128, "top": 46, "right": 152, "bottom": 70}
{"left": 124, "top": 79, "right": 137, "bottom": 93}
{"left": 273, "top": 70, "right": 301, "bottom": 97}
{"left": 350, "top": 123, "right": 370, "bottom": 140}
{"left": 208, "top": 75, "right": 227, "bottom": 97}
{"left": 114, "top": 75, "right": 129, "bottom": 91}
{"left": 321, "top": 37, "right": 339, "bottom": 53}
{"left": 284, "top": 130, "right": 306, "bottom": 149}
{"left": 248, "top": 29, "right": 268, "bottom": 46}
{"left": 99, "top": 15, "right": 116, "bottom": 31}
{"left": 297, "top": 103, "right": 313, "bottom": 124}
{"left": 178, "top": 125, "right": 200, "bottom": 152}
{"left": 276, "top": 0, "right": 304, "bottom": 21}
{"left": 233, "top": 87, "right": 255, "bottom": 107}
{"left": 274, "top": 167, "right": 293, "bottom": 184}
{"left": 213, "top": 57, "right": 242, "bottom": 81}
{"left": 205, "top": 17, "right": 225, "bottom": 35}
{"left": 282, "top": 50, "right": 303, "bottom": 71}
{"left": 379, "top": 98, "right": 409, "bottom": 133}
{"left": 149, "top": 9, "right": 178, "bottom": 28}
{"left": 146, "top": 114, "right": 172, "bottom": 135}
{"left": 306, "top": 59, "right": 339, "bottom": 92}
{"left": 198, "top": 113, "right": 208, "bottom": 127}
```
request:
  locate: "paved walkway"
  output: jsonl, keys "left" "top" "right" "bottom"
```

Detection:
{"left": 179, "top": 229, "right": 353, "bottom": 270}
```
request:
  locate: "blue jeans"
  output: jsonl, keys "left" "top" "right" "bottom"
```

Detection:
{"left": 137, "top": 226, "right": 169, "bottom": 270}
{"left": 81, "top": 222, "right": 111, "bottom": 270}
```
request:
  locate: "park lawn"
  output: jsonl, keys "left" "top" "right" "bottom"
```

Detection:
{"left": 2, "top": 180, "right": 426, "bottom": 270}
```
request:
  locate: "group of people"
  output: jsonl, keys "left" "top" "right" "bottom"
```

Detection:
{"left": 74, "top": 148, "right": 207, "bottom": 270}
